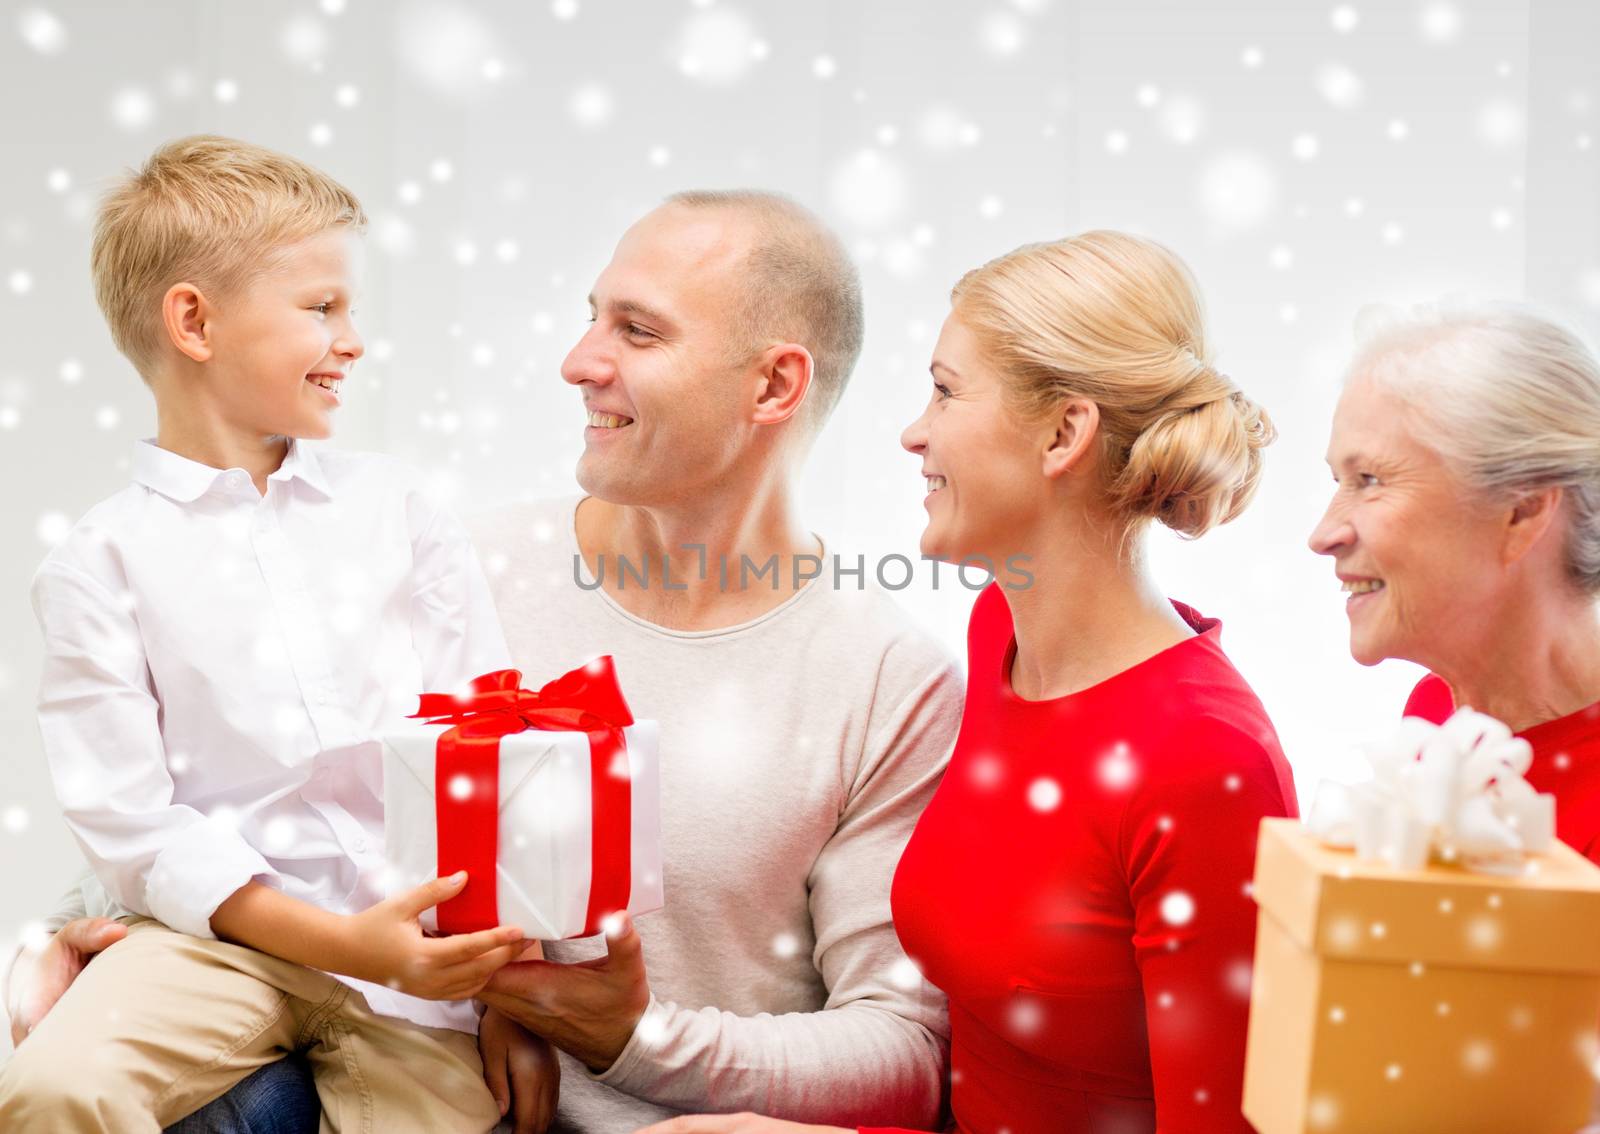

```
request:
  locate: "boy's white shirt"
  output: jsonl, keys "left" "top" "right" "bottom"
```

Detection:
{"left": 27, "top": 438, "right": 510, "bottom": 1033}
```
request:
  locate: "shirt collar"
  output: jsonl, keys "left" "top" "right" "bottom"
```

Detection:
{"left": 131, "top": 438, "right": 335, "bottom": 503}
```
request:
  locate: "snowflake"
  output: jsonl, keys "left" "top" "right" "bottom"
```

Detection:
{"left": 1027, "top": 777, "right": 1062, "bottom": 812}
{"left": 335, "top": 83, "right": 360, "bottom": 108}
{"left": 262, "top": 817, "right": 296, "bottom": 853}
{"left": 917, "top": 105, "right": 981, "bottom": 151}
{"left": 1135, "top": 83, "right": 1161, "bottom": 108}
{"left": 1387, "top": 118, "right": 1410, "bottom": 141}
{"left": 1, "top": 805, "right": 29, "bottom": 834}
{"left": 280, "top": 14, "right": 327, "bottom": 64}
{"left": 1159, "top": 890, "right": 1195, "bottom": 926}
{"left": 1419, "top": 2, "right": 1462, "bottom": 43}
{"left": 569, "top": 83, "right": 614, "bottom": 128}
{"left": 109, "top": 87, "right": 155, "bottom": 130}
{"left": 1097, "top": 744, "right": 1137, "bottom": 791}
{"left": 829, "top": 149, "right": 908, "bottom": 230}
{"left": 675, "top": 7, "right": 762, "bottom": 86}
{"left": 94, "top": 405, "right": 121, "bottom": 430}
{"left": 978, "top": 195, "right": 1004, "bottom": 219}
{"left": 17, "top": 8, "right": 67, "bottom": 54}
{"left": 966, "top": 755, "right": 1005, "bottom": 792}
{"left": 1291, "top": 133, "right": 1320, "bottom": 161}
{"left": 308, "top": 122, "right": 333, "bottom": 147}
{"left": 1225, "top": 959, "right": 1252, "bottom": 998}
{"left": 1324, "top": 914, "right": 1361, "bottom": 951}
{"left": 1315, "top": 63, "right": 1364, "bottom": 109}
{"left": 35, "top": 511, "right": 70, "bottom": 547}
{"left": 888, "top": 956, "right": 922, "bottom": 990}
{"left": 634, "top": 1004, "right": 669, "bottom": 1044}
{"left": 1197, "top": 151, "right": 1278, "bottom": 231}
{"left": 1240, "top": 45, "right": 1264, "bottom": 69}
{"left": 648, "top": 145, "right": 671, "bottom": 167}
{"left": 214, "top": 78, "right": 239, "bottom": 103}
{"left": 1461, "top": 1038, "right": 1494, "bottom": 1074}
{"left": 1384, "top": 1062, "right": 1402, "bottom": 1081}
{"left": 1007, "top": 996, "right": 1043, "bottom": 1036}
{"left": 1307, "top": 1093, "right": 1340, "bottom": 1129}
{"left": 1479, "top": 99, "right": 1523, "bottom": 147}
{"left": 979, "top": 11, "right": 1025, "bottom": 57}
{"left": 1330, "top": 5, "right": 1359, "bottom": 33}
{"left": 1158, "top": 95, "right": 1204, "bottom": 145}
{"left": 551, "top": 0, "right": 578, "bottom": 19}
{"left": 1104, "top": 130, "right": 1130, "bottom": 155}
{"left": 1328, "top": 1004, "right": 1346, "bottom": 1024}
{"left": 46, "top": 168, "right": 71, "bottom": 193}
{"left": 396, "top": 3, "right": 498, "bottom": 98}
{"left": 811, "top": 54, "right": 837, "bottom": 80}
{"left": 1465, "top": 914, "right": 1502, "bottom": 951}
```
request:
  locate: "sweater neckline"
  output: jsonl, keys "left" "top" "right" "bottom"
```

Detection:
{"left": 564, "top": 495, "right": 828, "bottom": 642}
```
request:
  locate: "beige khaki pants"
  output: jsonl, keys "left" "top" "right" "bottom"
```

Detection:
{"left": 0, "top": 917, "right": 501, "bottom": 1133}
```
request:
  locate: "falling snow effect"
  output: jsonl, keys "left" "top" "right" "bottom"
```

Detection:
{"left": 3, "top": 0, "right": 1599, "bottom": 1080}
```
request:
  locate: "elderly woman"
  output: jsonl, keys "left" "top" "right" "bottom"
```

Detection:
{"left": 1309, "top": 304, "right": 1600, "bottom": 859}
{"left": 643, "top": 231, "right": 1297, "bottom": 1134}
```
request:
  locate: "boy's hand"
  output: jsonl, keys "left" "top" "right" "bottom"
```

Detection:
{"left": 479, "top": 1005, "right": 559, "bottom": 1133}
{"left": 7, "top": 917, "right": 128, "bottom": 1045}
{"left": 338, "top": 872, "right": 523, "bottom": 1000}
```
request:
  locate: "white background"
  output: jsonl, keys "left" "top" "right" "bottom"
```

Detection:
{"left": 3, "top": 0, "right": 1598, "bottom": 1058}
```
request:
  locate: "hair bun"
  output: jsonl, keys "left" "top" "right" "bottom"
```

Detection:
{"left": 1118, "top": 383, "right": 1276, "bottom": 538}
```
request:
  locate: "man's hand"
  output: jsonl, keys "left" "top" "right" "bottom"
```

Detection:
{"left": 480, "top": 1005, "right": 560, "bottom": 1134}
{"left": 8, "top": 917, "right": 127, "bottom": 1046}
{"left": 335, "top": 872, "right": 525, "bottom": 1000}
{"left": 477, "top": 913, "right": 649, "bottom": 1072}
{"left": 634, "top": 1116, "right": 850, "bottom": 1134}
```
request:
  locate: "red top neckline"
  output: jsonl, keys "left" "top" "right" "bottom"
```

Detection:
{"left": 997, "top": 597, "right": 1223, "bottom": 707}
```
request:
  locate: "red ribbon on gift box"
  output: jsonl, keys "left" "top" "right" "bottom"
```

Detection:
{"left": 408, "top": 657, "right": 636, "bottom": 936}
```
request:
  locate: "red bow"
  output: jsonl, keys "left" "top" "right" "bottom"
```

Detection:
{"left": 410, "top": 658, "right": 636, "bottom": 936}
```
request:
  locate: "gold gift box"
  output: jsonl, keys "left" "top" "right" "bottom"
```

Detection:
{"left": 1243, "top": 818, "right": 1600, "bottom": 1134}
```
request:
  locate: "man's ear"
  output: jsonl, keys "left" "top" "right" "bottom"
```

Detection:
{"left": 751, "top": 342, "right": 814, "bottom": 426}
{"left": 1041, "top": 397, "right": 1100, "bottom": 479}
{"left": 161, "top": 282, "right": 215, "bottom": 364}
{"left": 1503, "top": 484, "right": 1565, "bottom": 567}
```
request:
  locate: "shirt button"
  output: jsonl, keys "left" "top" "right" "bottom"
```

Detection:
{"left": 317, "top": 689, "right": 332, "bottom": 705}
{"left": 227, "top": 471, "right": 247, "bottom": 489}
{"left": 352, "top": 837, "right": 368, "bottom": 853}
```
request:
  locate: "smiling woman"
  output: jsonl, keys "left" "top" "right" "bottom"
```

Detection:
{"left": 1310, "top": 304, "right": 1600, "bottom": 859}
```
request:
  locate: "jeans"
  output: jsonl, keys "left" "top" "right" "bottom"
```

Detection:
{"left": 163, "top": 1053, "right": 319, "bottom": 1134}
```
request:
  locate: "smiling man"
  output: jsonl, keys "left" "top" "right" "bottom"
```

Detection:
{"left": 465, "top": 190, "right": 959, "bottom": 1130}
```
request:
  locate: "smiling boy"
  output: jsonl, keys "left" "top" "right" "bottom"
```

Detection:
{"left": 0, "top": 136, "right": 528, "bottom": 1132}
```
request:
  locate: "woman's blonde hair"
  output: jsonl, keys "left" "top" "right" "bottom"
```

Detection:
{"left": 1352, "top": 302, "right": 1600, "bottom": 594}
{"left": 951, "top": 230, "right": 1275, "bottom": 538}
{"left": 92, "top": 134, "right": 366, "bottom": 378}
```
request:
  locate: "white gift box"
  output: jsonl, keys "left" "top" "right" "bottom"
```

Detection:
{"left": 381, "top": 717, "right": 662, "bottom": 940}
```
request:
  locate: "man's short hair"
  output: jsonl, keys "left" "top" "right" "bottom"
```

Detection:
{"left": 91, "top": 134, "right": 366, "bottom": 379}
{"left": 665, "top": 189, "right": 864, "bottom": 433}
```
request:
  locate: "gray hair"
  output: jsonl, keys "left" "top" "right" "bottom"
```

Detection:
{"left": 665, "top": 189, "right": 863, "bottom": 433}
{"left": 1350, "top": 302, "right": 1600, "bottom": 593}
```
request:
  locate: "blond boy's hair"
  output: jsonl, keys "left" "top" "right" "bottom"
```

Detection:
{"left": 91, "top": 135, "right": 366, "bottom": 378}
